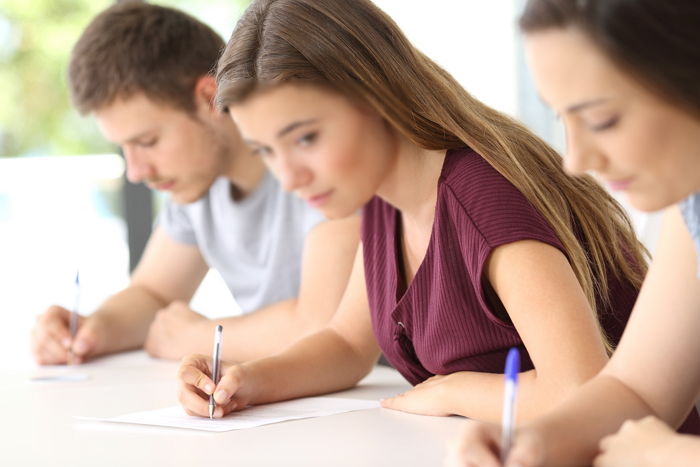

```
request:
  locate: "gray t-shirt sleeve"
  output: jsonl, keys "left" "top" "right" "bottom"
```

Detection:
{"left": 157, "top": 199, "right": 198, "bottom": 245}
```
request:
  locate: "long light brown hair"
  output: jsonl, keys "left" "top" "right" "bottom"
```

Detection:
{"left": 217, "top": 0, "right": 647, "bottom": 351}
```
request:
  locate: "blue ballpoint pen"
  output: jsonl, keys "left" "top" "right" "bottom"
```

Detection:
{"left": 501, "top": 347, "right": 520, "bottom": 462}
{"left": 209, "top": 325, "right": 223, "bottom": 419}
{"left": 68, "top": 271, "right": 80, "bottom": 365}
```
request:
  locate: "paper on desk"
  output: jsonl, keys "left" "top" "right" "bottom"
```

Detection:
{"left": 76, "top": 396, "right": 379, "bottom": 432}
{"left": 30, "top": 372, "right": 89, "bottom": 383}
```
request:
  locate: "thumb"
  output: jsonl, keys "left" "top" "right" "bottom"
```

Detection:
{"left": 72, "top": 318, "right": 100, "bottom": 358}
{"left": 505, "top": 429, "right": 545, "bottom": 467}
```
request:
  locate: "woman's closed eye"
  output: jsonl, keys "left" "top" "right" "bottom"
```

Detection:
{"left": 589, "top": 115, "right": 620, "bottom": 132}
{"left": 137, "top": 138, "right": 158, "bottom": 148}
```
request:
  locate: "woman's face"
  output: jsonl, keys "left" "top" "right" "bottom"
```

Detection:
{"left": 229, "top": 84, "right": 398, "bottom": 219}
{"left": 526, "top": 28, "right": 700, "bottom": 212}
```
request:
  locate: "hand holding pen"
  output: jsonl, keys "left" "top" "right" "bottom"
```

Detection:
{"left": 444, "top": 350, "right": 540, "bottom": 467}
{"left": 31, "top": 270, "right": 103, "bottom": 365}
{"left": 177, "top": 329, "right": 260, "bottom": 419}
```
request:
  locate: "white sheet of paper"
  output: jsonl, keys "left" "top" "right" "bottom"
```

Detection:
{"left": 76, "top": 397, "right": 379, "bottom": 432}
{"left": 30, "top": 372, "right": 90, "bottom": 383}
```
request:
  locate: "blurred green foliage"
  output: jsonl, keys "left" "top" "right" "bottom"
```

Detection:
{"left": 0, "top": 0, "right": 250, "bottom": 158}
{"left": 0, "top": 0, "right": 113, "bottom": 157}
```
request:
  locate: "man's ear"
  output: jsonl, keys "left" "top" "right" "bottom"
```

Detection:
{"left": 193, "top": 75, "right": 218, "bottom": 113}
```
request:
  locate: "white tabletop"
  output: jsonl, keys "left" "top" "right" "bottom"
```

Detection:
{"left": 2, "top": 351, "right": 464, "bottom": 466}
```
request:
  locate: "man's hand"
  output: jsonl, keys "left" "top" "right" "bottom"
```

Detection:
{"left": 145, "top": 301, "right": 210, "bottom": 360}
{"left": 31, "top": 305, "right": 103, "bottom": 365}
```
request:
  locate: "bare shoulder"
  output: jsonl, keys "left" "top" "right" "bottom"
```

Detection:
{"left": 306, "top": 215, "right": 361, "bottom": 244}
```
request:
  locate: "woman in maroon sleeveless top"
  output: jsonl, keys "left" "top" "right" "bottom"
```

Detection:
{"left": 175, "top": 0, "right": 697, "bottom": 433}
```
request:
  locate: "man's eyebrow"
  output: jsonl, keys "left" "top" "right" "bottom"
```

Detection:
{"left": 122, "top": 130, "right": 156, "bottom": 145}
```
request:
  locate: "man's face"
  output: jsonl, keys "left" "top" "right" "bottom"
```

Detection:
{"left": 95, "top": 93, "right": 232, "bottom": 204}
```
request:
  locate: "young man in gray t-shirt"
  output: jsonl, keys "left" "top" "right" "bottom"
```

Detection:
{"left": 30, "top": 3, "right": 358, "bottom": 364}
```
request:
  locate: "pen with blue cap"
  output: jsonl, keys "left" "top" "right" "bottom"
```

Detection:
{"left": 209, "top": 324, "right": 223, "bottom": 419}
{"left": 501, "top": 347, "right": 520, "bottom": 462}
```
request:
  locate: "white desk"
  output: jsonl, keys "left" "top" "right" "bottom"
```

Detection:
{"left": 2, "top": 351, "right": 464, "bottom": 466}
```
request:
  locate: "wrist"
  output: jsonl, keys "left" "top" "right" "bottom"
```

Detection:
{"left": 78, "top": 313, "right": 109, "bottom": 356}
{"left": 239, "top": 357, "right": 281, "bottom": 405}
{"left": 438, "top": 374, "right": 461, "bottom": 416}
{"left": 651, "top": 431, "right": 695, "bottom": 466}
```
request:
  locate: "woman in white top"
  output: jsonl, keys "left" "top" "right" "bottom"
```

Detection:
{"left": 447, "top": 0, "right": 700, "bottom": 466}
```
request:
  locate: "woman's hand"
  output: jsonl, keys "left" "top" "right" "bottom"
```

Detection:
{"left": 595, "top": 416, "right": 686, "bottom": 467}
{"left": 444, "top": 420, "right": 545, "bottom": 467}
{"left": 380, "top": 374, "right": 454, "bottom": 416}
{"left": 176, "top": 354, "right": 257, "bottom": 418}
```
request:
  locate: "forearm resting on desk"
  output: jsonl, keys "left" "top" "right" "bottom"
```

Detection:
{"left": 244, "top": 327, "right": 380, "bottom": 405}
{"left": 144, "top": 296, "right": 343, "bottom": 362}
{"left": 87, "top": 285, "right": 167, "bottom": 356}
{"left": 382, "top": 368, "right": 599, "bottom": 422}
{"left": 209, "top": 298, "right": 336, "bottom": 363}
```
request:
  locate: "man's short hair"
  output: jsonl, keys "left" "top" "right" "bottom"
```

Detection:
{"left": 68, "top": 1, "right": 225, "bottom": 114}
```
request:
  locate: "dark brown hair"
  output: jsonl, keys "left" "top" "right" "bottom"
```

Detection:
{"left": 68, "top": 1, "right": 224, "bottom": 114}
{"left": 217, "top": 0, "right": 648, "bottom": 351}
{"left": 520, "top": 0, "right": 700, "bottom": 119}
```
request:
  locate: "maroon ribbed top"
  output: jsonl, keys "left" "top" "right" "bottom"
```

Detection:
{"left": 361, "top": 147, "right": 699, "bottom": 433}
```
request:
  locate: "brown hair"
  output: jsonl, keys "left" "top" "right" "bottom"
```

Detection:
{"left": 520, "top": 0, "right": 700, "bottom": 120}
{"left": 218, "top": 0, "right": 648, "bottom": 351}
{"left": 68, "top": 1, "right": 224, "bottom": 114}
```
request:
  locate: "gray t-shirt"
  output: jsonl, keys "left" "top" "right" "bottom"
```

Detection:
{"left": 158, "top": 171, "right": 324, "bottom": 313}
{"left": 679, "top": 191, "right": 700, "bottom": 278}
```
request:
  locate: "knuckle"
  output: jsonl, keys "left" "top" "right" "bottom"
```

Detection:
{"left": 640, "top": 415, "right": 655, "bottom": 425}
{"left": 176, "top": 364, "right": 189, "bottom": 380}
{"left": 180, "top": 354, "right": 198, "bottom": 366}
{"left": 195, "top": 373, "right": 210, "bottom": 389}
{"left": 620, "top": 419, "right": 635, "bottom": 431}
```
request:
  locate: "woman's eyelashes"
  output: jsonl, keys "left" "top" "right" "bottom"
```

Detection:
{"left": 589, "top": 115, "right": 620, "bottom": 132}
{"left": 137, "top": 138, "right": 158, "bottom": 148}
{"left": 248, "top": 131, "right": 318, "bottom": 157}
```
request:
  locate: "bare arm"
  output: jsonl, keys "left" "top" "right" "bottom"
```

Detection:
{"left": 32, "top": 227, "right": 208, "bottom": 364}
{"left": 95, "top": 227, "right": 209, "bottom": 353}
{"left": 525, "top": 207, "right": 700, "bottom": 464}
{"left": 382, "top": 239, "right": 610, "bottom": 421}
{"left": 146, "top": 216, "right": 360, "bottom": 362}
{"left": 176, "top": 243, "right": 382, "bottom": 417}
{"left": 449, "top": 207, "right": 700, "bottom": 466}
